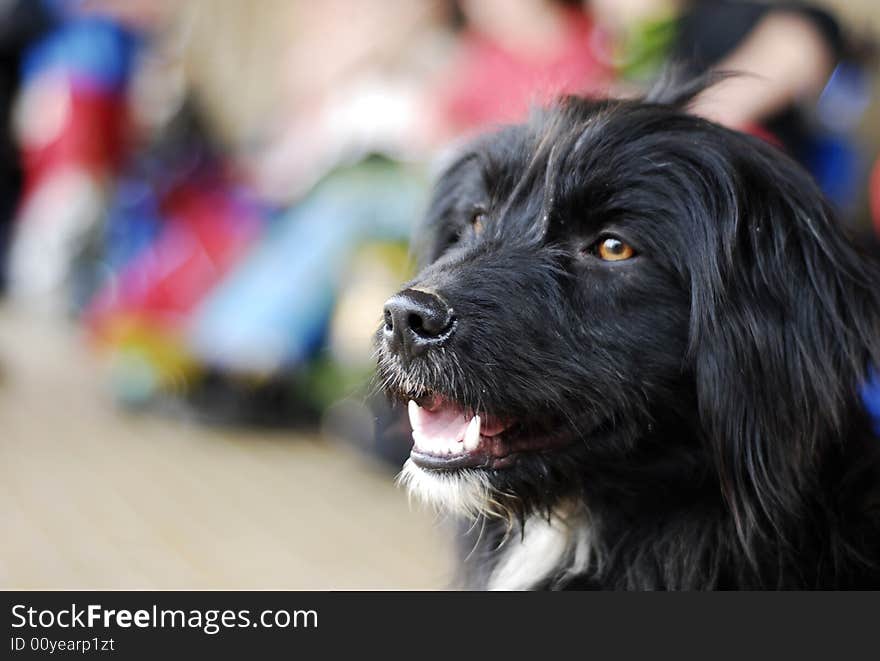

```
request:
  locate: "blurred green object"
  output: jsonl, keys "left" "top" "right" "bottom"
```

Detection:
{"left": 616, "top": 15, "right": 678, "bottom": 83}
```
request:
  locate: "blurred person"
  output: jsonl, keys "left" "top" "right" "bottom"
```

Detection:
{"left": 592, "top": 0, "right": 841, "bottom": 130}
{"left": 180, "top": 0, "right": 454, "bottom": 202}
{"left": 5, "top": 0, "right": 163, "bottom": 310}
{"left": 590, "top": 0, "right": 871, "bottom": 209}
{"left": 432, "top": 0, "right": 613, "bottom": 140}
{"left": 427, "top": 0, "right": 868, "bottom": 208}
{"left": 0, "top": 0, "right": 53, "bottom": 294}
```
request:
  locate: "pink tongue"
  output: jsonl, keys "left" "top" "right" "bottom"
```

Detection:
{"left": 409, "top": 402, "right": 470, "bottom": 445}
{"left": 408, "top": 399, "right": 511, "bottom": 447}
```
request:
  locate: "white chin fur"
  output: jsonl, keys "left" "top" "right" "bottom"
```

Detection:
{"left": 397, "top": 459, "right": 492, "bottom": 518}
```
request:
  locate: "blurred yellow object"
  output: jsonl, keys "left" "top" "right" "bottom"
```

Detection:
{"left": 328, "top": 241, "right": 414, "bottom": 369}
{"left": 98, "top": 314, "right": 200, "bottom": 404}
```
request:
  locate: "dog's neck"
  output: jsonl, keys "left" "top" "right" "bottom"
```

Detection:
{"left": 463, "top": 420, "right": 721, "bottom": 590}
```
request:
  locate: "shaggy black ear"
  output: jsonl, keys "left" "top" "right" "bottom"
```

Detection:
{"left": 688, "top": 135, "right": 880, "bottom": 563}
{"left": 413, "top": 150, "right": 479, "bottom": 267}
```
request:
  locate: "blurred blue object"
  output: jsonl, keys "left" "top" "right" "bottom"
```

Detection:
{"left": 861, "top": 368, "right": 880, "bottom": 437}
{"left": 21, "top": 11, "right": 139, "bottom": 91}
{"left": 817, "top": 62, "right": 871, "bottom": 135}
{"left": 803, "top": 133, "right": 863, "bottom": 211}
{"left": 805, "top": 62, "right": 872, "bottom": 212}
{"left": 69, "top": 177, "right": 163, "bottom": 315}
{"left": 103, "top": 177, "right": 163, "bottom": 271}
{"left": 187, "top": 160, "right": 426, "bottom": 374}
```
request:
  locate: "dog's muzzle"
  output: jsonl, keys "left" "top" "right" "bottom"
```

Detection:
{"left": 382, "top": 288, "right": 455, "bottom": 362}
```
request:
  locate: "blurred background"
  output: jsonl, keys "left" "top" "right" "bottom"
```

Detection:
{"left": 1, "top": 0, "right": 878, "bottom": 589}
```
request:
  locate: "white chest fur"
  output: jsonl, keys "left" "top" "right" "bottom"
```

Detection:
{"left": 488, "top": 504, "right": 594, "bottom": 590}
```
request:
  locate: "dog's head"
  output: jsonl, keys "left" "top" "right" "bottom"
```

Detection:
{"left": 377, "top": 87, "right": 880, "bottom": 538}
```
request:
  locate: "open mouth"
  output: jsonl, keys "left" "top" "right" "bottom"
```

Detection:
{"left": 407, "top": 394, "right": 569, "bottom": 471}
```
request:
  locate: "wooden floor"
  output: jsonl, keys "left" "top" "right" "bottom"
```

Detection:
{"left": 0, "top": 306, "right": 452, "bottom": 589}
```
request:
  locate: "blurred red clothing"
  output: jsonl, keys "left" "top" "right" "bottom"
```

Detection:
{"left": 19, "top": 87, "right": 128, "bottom": 199}
{"left": 439, "top": 9, "right": 612, "bottom": 135}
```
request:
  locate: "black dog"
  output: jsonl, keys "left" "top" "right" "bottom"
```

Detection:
{"left": 376, "top": 81, "right": 880, "bottom": 589}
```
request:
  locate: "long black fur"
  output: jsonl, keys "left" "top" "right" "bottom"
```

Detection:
{"left": 376, "top": 82, "right": 880, "bottom": 589}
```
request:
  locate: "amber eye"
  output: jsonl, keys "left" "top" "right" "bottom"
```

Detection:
{"left": 596, "top": 237, "right": 635, "bottom": 261}
{"left": 470, "top": 210, "right": 487, "bottom": 235}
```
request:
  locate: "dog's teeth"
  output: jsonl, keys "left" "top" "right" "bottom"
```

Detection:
{"left": 464, "top": 415, "right": 481, "bottom": 451}
{"left": 407, "top": 400, "right": 421, "bottom": 431}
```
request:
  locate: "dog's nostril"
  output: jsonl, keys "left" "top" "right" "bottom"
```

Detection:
{"left": 406, "top": 305, "right": 452, "bottom": 339}
{"left": 382, "top": 289, "right": 455, "bottom": 357}
{"left": 410, "top": 311, "right": 452, "bottom": 339}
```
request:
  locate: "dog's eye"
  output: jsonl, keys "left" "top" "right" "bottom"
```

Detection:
{"left": 595, "top": 237, "right": 635, "bottom": 262}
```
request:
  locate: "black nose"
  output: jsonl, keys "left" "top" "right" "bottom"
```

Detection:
{"left": 383, "top": 288, "right": 455, "bottom": 359}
